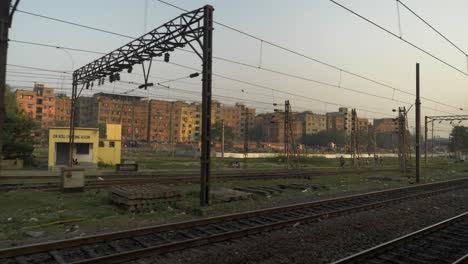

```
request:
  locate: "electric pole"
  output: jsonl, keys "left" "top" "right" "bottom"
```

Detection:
{"left": 221, "top": 119, "right": 224, "bottom": 159}
{"left": 284, "top": 100, "right": 290, "bottom": 167}
{"left": 396, "top": 107, "right": 408, "bottom": 175}
{"left": 284, "top": 100, "right": 299, "bottom": 169}
{"left": 424, "top": 116, "right": 428, "bottom": 165}
{"left": 243, "top": 109, "right": 249, "bottom": 159}
{"left": 415, "top": 63, "right": 421, "bottom": 183}
{"left": 0, "top": 0, "right": 19, "bottom": 169}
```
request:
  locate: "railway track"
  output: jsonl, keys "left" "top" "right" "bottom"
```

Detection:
{"left": 0, "top": 168, "right": 397, "bottom": 191}
{"left": 0, "top": 178, "right": 467, "bottom": 264}
{"left": 333, "top": 211, "right": 468, "bottom": 264}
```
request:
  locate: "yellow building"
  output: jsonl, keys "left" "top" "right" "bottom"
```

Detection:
{"left": 179, "top": 102, "right": 200, "bottom": 143}
{"left": 97, "top": 124, "right": 122, "bottom": 165}
{"left": 48, "top": 124, "right": 121, "bottom": 169}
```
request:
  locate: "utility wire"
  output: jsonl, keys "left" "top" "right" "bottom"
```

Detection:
{"left": 15, "top": 7, "right": 465, "bottom": 113}
{"left": 7, "top": 64, "right": 70, "bottom": 74}
{"left": 154, "top": 0, "right": 466, "bottom": 112}
{"left": 397, "top": 0, "right": 468, "bottom": 57}
{"left": 12, "top": 38, "right": 459, "bottom": 115}
{"left": 10, "top": 40, "right": 105, "bottom": 55}
{"left": 7, "top": 70, "right": 70, "bottom": 78}
{"left": 328, "top": 0, "right": 468, "bottom": 78}
{"left": 11, "top": 64, "right": 394, "bottom": 118}
{"left": 15, "top": 10, "right": 134, "bottom": 39}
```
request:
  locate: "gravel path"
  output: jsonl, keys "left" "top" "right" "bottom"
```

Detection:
{"left": 134, "top": 188, "right": 468, "bottom": 264}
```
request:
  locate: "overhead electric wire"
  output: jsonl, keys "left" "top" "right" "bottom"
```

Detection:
{"left": 19, "top": 39, "right": 407, "bottom": 107}
{"left": 158, "top": 60, "right": 454, "bottom": 116}
{"left": 10, "top": 40, "right": 105, "bottom": 55}
{"left": 154, "top": 0, "right": 466, "bottom": 112}
{"left": 15, "top": 10, "right": 134, "bottom": 39}
{"left": 328, "top": 0, "right": 468, "bottom": 78}
{"left": 7, "top": 71, "right": 71, "bottom": 78}
{"left": 14, "top": 7, "right": 465, "bottom": 113}
{"left": 6, "top": 58, "right": 446, "bottom": 118}
{"left": 397, "top": 0, "right": 468, "bottom": 57}
{"left": 7, "top": 64, "right": 70, "bottom": 74}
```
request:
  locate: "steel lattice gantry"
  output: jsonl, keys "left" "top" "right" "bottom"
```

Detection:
{"left": 69, "top": 5, "right": 214, "bottom": 206}
{"left": 424, "top": 115, "right": 468, "bottom": 164}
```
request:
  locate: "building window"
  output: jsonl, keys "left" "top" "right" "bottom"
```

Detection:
{"left": 37, "top": 99, "right": 43, "bottom": 104}
{"left": 99, "top": 141, "right": 104, "bottom": 147}
{"left": 109, "top": 141, "right": 115, "bottom": 148}
{"left": 76, "top": 143, "right": 89, "bottom": 154}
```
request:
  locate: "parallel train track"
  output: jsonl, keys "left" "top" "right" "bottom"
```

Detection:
{"left": 333, "top": 211, "right": 468, "bottom": 264}
{"left": 0, "top": 178, "right": 467, "bottom": 264}
{"left": 0, "top": 168, "right": 398, "bottom": 191}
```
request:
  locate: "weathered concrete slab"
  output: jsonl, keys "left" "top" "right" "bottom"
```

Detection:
{"left": 110, "top": 183, "right": 182, "bottom": 211}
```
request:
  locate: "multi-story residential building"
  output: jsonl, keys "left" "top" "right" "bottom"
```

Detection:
{"left": 15, "top": 84, "right": 59, "bottom": 130}
{"left": 220, "top": 103, "right": 255, "bottom": 141}
{"left": 254, "top": 112, "right": 302, "bottom": 144}
{"left": 357, "top": 118, "right": 369, "bottom": 132}
{"left": 34, "top": 84, "right": 56, "bottom": 129}
{"left": 15, "top": 89, "right": 36, "bottom": 118}
{"left": 54, "top": 93, "right": 71, "bottom": 126}
{"left": 297, "top": 111, "right": 327, "bottom": 135}
{"left": 221, "top": 104, "right": 241, "bottom": 131}
{"left": 86, "top": 93, "right": 149, "bottom": 142}
{"left": 76, "top": 97, "right": 95, "bottom": 127}
{"left": 237, "top": 104, "right": 256, "bottom": 141}
{"left": 211, "top": 100, "right": 222, "bottom": 125}
{"left": 148, "top": 100, "right": 185, "bottom": 143}
{"left": 179, "top": 102, "right": 201, "bottom": 143}
{"left": 326, "top": 112, "right": 346, "bottom": 131}
{"left": 373, "top": 118, "right": 397, "bottom": 133}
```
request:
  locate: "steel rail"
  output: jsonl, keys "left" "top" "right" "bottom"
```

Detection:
{"left": 0, "top": 168, "right": 402, "bottom": 191}
{"left": 332, "top": 211, "right": 468, "bottom": 264}
{"left": 0, "top": 178, "right": 467, "bottom": 263}
{"left": 453, "top": 253, "right": 468, "bottom": 264}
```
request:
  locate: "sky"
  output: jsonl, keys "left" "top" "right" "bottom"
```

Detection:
{"left": 7, "top": 0, "right": 468, "bottom": 137}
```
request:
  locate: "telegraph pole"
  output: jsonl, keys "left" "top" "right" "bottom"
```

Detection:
{"left": 0, "top": 0, "right": 19, "bottom": 169}
{"left": 415, "top": 63, "right": 421, "bottom": 183}
{"left": 243, "top": 109, "right": 249, "bottom": 159}
{"left": 284, "top": 100, "right": 290, "bottom": 167}
{"left": 424, "top": 116, "right": 428, "bottom": 165}
{"left": 221, "top": 119, "right": 224, "bottom": 159}
{"left": 200, "top": 5, "right": 214, "bottom": 206}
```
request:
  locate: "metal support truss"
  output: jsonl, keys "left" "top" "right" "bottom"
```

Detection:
{"left": 68, "top": 5, "right": 214, "bottom": 206}
{"left": 424, "top": 115, "right": 468, "bottom": 165}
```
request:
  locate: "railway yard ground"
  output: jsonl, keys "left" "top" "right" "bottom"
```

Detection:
{"left": 0, "top": 158, "right": 466, "bottom": 253}
{"left": 134, "top": 186, "right": 468, "bottom": 264}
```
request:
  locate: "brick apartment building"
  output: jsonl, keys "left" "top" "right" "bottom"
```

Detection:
{"left": 373, "top": 118, "right": 397, "bottom": 133}
{"left": 254, "top": 112, "right": 303, "bottom": 144}
{"left": 54, "top": 93, "right": 71, "bottom": 126}
{"left": 80, "top": 93, "right": 149, "bottom": 142}
{"left": 179, "top": 102, "right": 201, "bottom": 143}
{"left": 15, "top": 84, "right": 71, "bottom": 130}
{"left": 16, "top": 84, "right": 382, "bottom": 147}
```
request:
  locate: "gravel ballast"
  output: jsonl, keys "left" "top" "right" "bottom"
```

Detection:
{"left": 134, "top": 188, "right": 468, "bottom": 264}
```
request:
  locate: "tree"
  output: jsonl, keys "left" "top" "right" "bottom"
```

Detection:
{"left": 211, "top": 121, "right": 234, "bottom": 142}
{"left": 302, "top": 129, "right": 346, "bottom": 148}
{"left": 448, "top": 126, "right": 468, "bottom": 152}
{"left": 2, "top": 85, "right": 38, "bottom": 159}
